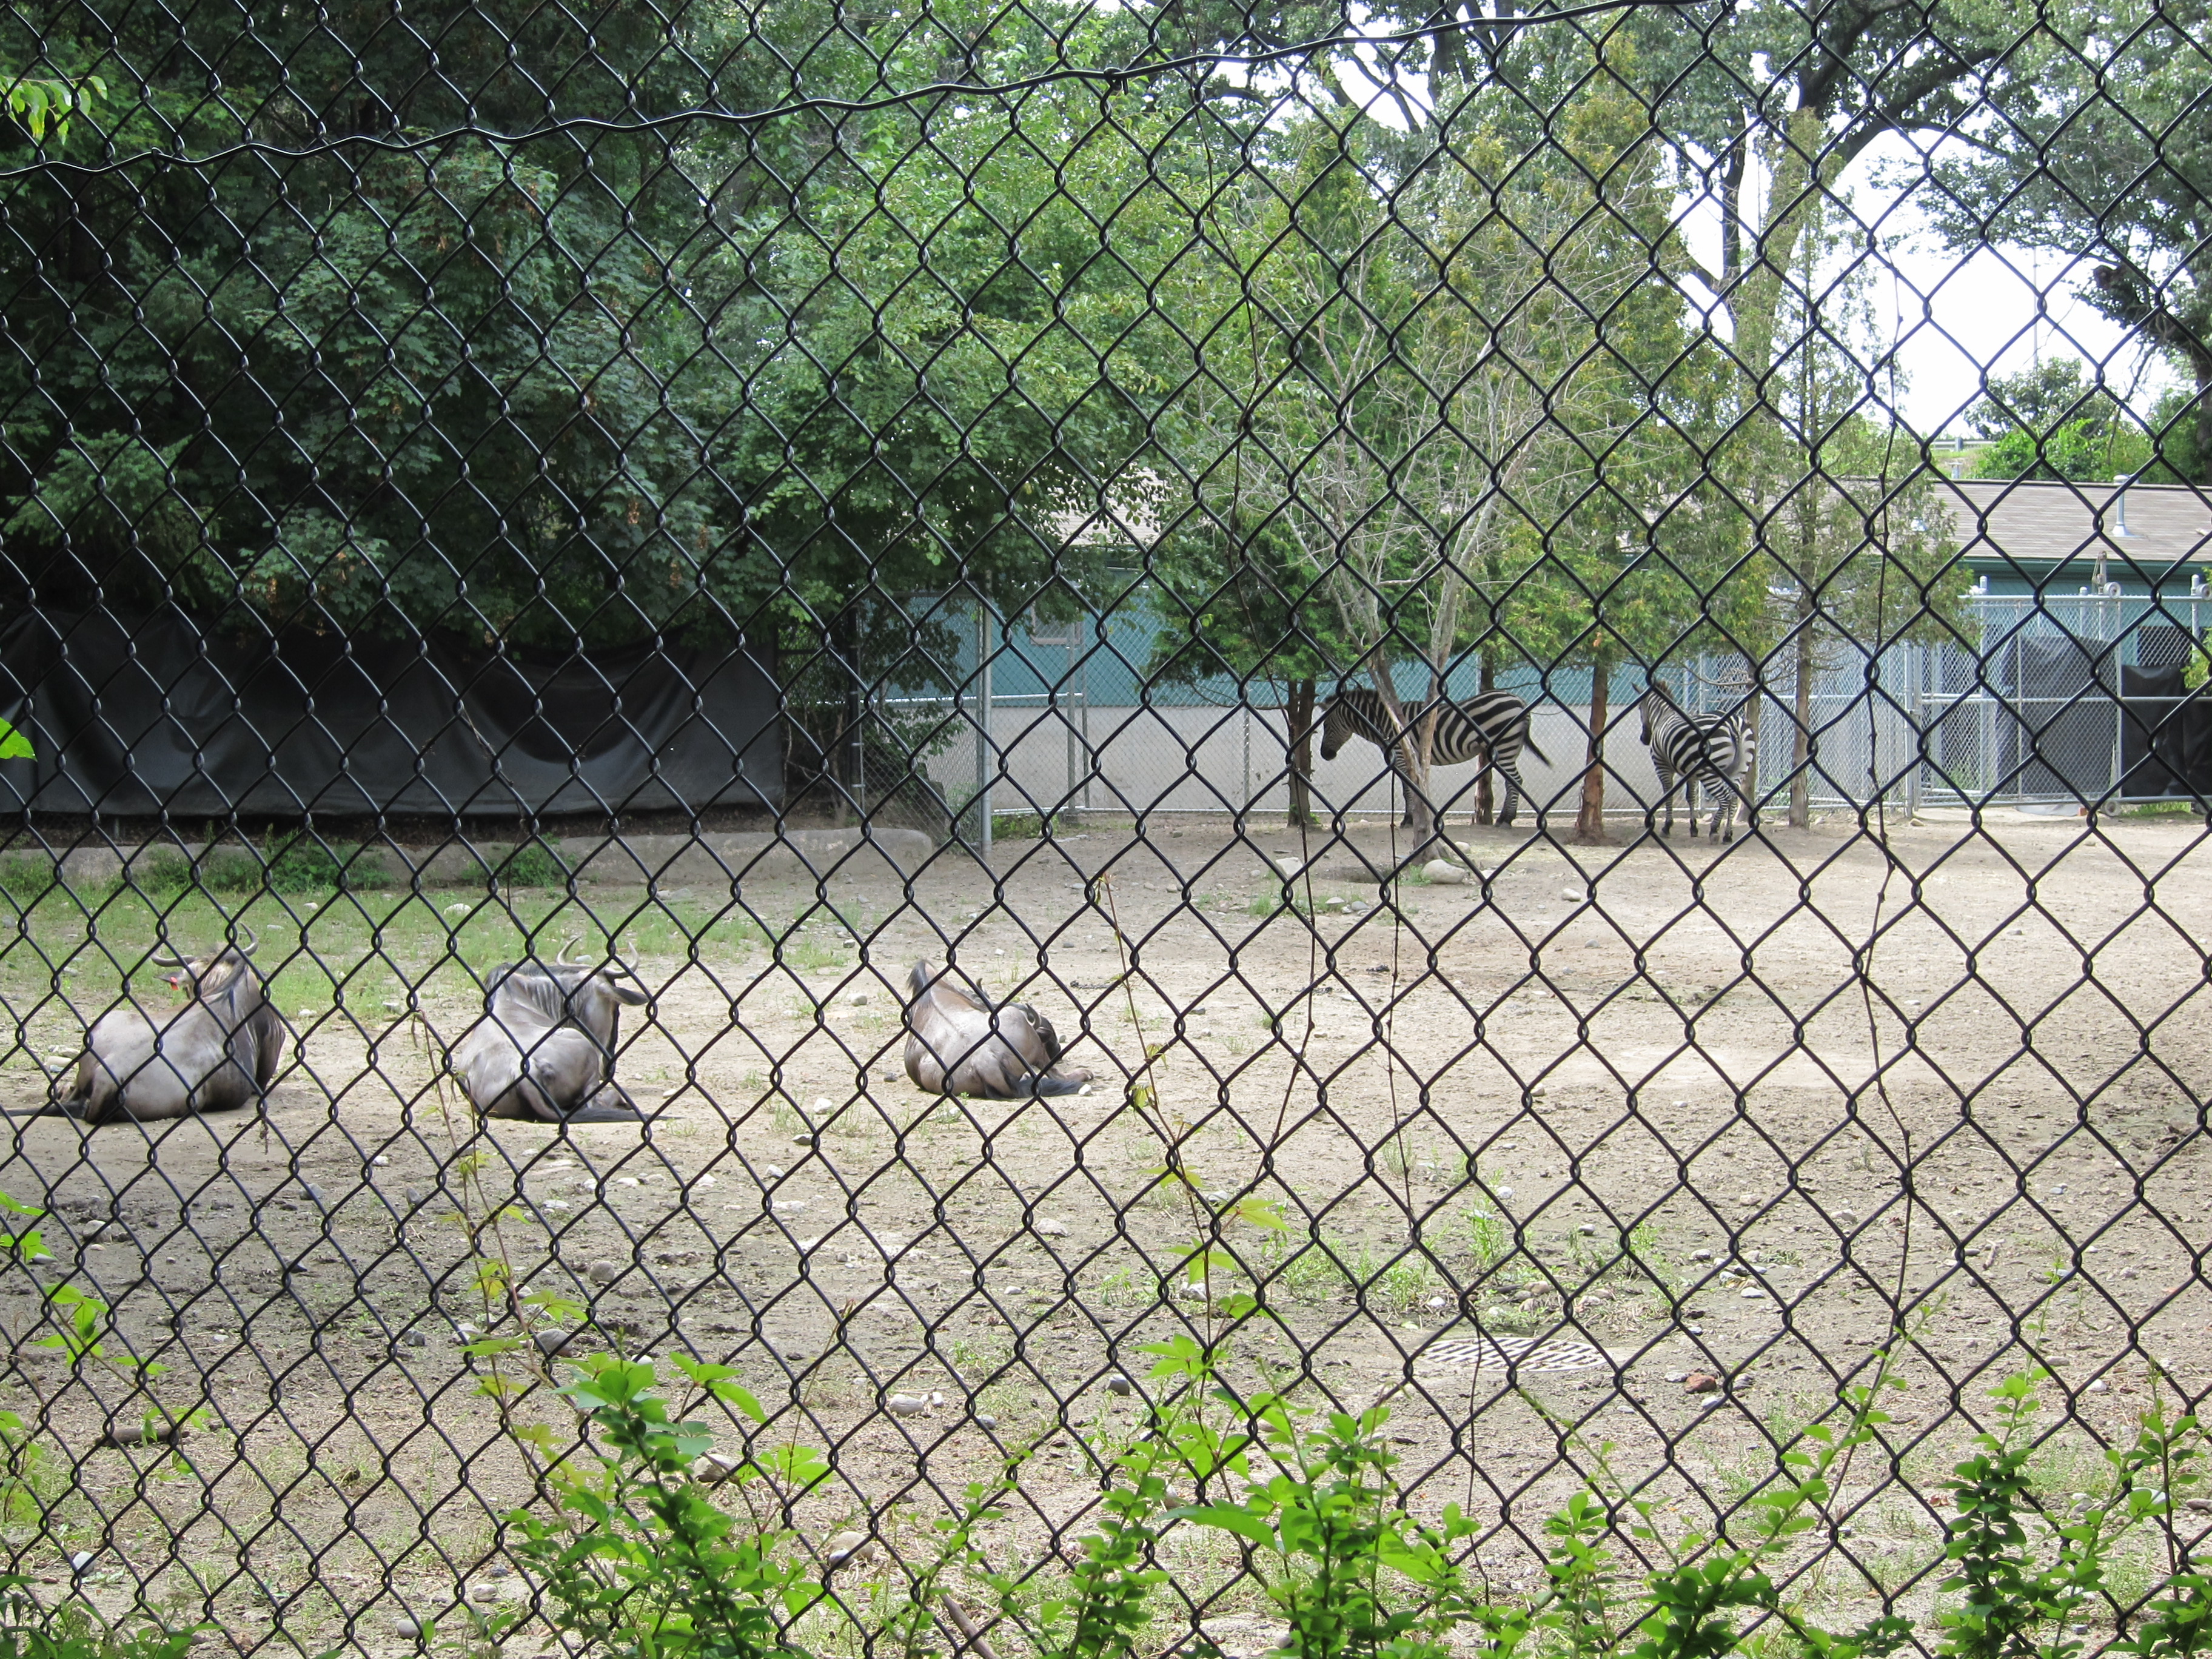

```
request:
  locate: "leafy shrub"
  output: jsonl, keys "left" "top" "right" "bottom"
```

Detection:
{"left": 264, "top": 836, "right": 387, "bottom": 894}
{"left": 0, "top": 857, "right": 54, "bottom": 904}
{"left": 497, "top": 841, "right": 566, "bottom": 888}
{"left": 201, "top": 848, "right": 263, "bottom": 894}
{"left": 504, "top": 1356, "right": 829, "bottom": 1659}
{"left": 132, "top": 851, "right": 192, "bottom": 892}
{"left": 0, "top": 1586, "right": 196, "bottom": 1659}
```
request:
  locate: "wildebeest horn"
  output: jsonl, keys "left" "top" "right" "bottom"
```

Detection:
{"left": 148, "top": 947, "right": 184, "bottom": 968}
{"left": 233, "top": 923, "right": 258, "bottom": 956}
{"left": 558, "top": 935, "right": 585, "bottom": 966}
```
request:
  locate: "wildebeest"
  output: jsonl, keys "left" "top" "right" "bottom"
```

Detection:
{"left": 451, "top": 942, "right": 651, "bottom": 1122}
{"left": 902, "top": 960, "right": 1090, "bottom": 1098}
{"left": 45, "top": 932, "right": 285, "bottom": 1123}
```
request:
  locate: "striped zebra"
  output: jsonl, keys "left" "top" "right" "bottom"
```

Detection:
{"left": 1317, "top": 687, "right": 1550, "bottom": 828}
{"left": 1634, "top": 686, "right": 1757, "bottom": 843}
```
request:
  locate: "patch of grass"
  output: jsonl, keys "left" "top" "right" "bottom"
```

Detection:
{"left": 1364, "top": 1246, "right": 1439, "bottom": 1315}
{"left": 991, "top": 811, "right": 1057, "bottom": 840}
{"left": 1461, "top": 1205, "right": 1509, "bottom": 1270}
{"left": 1259, "top": 1232, "right": 1349, "bottom": 1301}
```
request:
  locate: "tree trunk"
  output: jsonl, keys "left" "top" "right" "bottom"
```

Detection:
{"left": 1575, "top": 652, "right": 1611, "bottom": 845}
{"left": 1790, "top": 607, "right": 1816, "bottom": 828}
{"left": 1287, "top": 678, "right": 1317, "bottom": 828}
{"left": 1475, "top": 651, "right": 1497, "bottom": 825}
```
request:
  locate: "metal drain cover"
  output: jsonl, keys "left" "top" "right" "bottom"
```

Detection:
{"left": 1414, "top": 1332, "right": 1610, "bottom": 1373}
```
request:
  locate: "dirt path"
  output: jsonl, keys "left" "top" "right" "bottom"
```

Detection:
{"left": 1, "top": 809, "right": 2207, "bottom": 1651}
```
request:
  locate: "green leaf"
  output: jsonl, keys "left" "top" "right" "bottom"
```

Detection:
{"left": 1176, "top": 1504, "right": 1276, "bottom": 1547}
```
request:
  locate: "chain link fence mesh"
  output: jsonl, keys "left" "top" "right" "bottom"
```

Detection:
{"left": 3, "top": 0, "right": 2212, "bottom": 1654}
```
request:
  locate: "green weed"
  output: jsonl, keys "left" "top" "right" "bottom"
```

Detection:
{"left": 498, "top": 842, "right": 566, "bottom": 888}
{"left": 500, "top": 1355, "right": 831, "bottom": 1659}
{"left": 0, "top": 856, "right": 55, "bottom": 904}
{"left": 0, "top": 1587, "right": 198, "bottom": 1659}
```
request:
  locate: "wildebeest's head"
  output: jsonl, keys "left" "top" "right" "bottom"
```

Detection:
{"left": 150, "top": 927, "right": 262, "bottom": 1005}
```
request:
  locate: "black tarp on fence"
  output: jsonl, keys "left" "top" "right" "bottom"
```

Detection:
{"left": 0, "top": 609, "right": 782, "bottom": 817}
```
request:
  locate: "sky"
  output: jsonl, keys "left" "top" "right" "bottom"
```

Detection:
{"left": 1834, "top": 136, "right": 2175, "bottom": 441}
{"left": 1322, "top": 43, "right": 2179, "bottom": 449}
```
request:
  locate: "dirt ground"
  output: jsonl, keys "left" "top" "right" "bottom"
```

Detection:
{"left": 3, "top": 805, "right": 2211, "bottom": 1654}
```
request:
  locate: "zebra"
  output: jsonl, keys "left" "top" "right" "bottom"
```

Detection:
{"left": 1634, "top": 686, "right": 1757, "bottom": 843}
{"left": 1316, "top": 686, "right": 1550, "bottom": 828}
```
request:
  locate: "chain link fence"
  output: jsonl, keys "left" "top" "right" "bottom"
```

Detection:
{"left": 5, "top": 2, "right": 2212, "bottom": 1657}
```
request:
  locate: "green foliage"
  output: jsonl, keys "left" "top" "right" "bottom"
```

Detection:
{"left": 1935, "top": 1372, "right": 2207, "bottom": 1659}
{"left": 265, "top": 836, "right": 387, "bottom": 894}
{"left": 0, "top": 1581, "right": 195, "bottom": 1659}
{"left": 505, "top": 1355, "right": 829, "bottom": 1659}
{"left": 0, "top": 72, "right": 103, "bottom": 145}
{"left": 497, "top": 842, "right": 567, "bottom": 888}
{"left": 1175, "top": 1383, "right": 1483, "bottom": 1659}
{"left": 0, "top": 717, "right": 30, "bottom": 760}
{"left": 1972, "top": 421, "right": 2143, "bottom": 484}
{"left": 0, "top": 856, "right": 53, "bottom": 903}
{"left": 1967, "top": 360, "right": 2125, "bottom": 446}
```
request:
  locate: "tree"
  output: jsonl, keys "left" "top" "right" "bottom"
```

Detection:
{"left": 1156, "top": 37, "right": 1700, "bottom": 850}
{"left": 0, "top": 0, "right": 1192, "bottom": 674}
{"left": 1921, "top": 2, "right": 2212, "bottom": 481}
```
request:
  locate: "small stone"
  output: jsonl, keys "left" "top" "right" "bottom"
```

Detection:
{"left": 692, "top": 1452, "right": 740, "bottom": 1484}
{"left": 1738, "top": 1195, "right": 1757, "bottom": 1208}
{"left": 534, "top": 1329, "right": 577, "bottom": 1356}
{"left": 1496, "top": 1187, "right": 1514, "bottom": 1199}
{"left": 588, "top": 1259, "right": 620, "bottom": 1285}
{"left": 371, "top": 1155, "right": 391, "bottom": 1167}
{"left": 793, "top": 1133, "right": 814, "bottom": 1147}
{"left": 69, "top": 1551, "right": 95, "bottom": 1574}
{"left": 849, "top": 991, "right": 872, "bottom": 1007}
{"left": 763, "top": 1165, "right": 785, "bottom": 1180}
{"left": 1664, "top": 1371, "right": 1686, "bottom": 1382}
{"left": 2185, "top": 1496, "right": 2212, "bottom": 1514}
{"left": 1560, "top": 888, "right": 1584, "bottom": 902}
{"left": 403, "top": 1331, "right": 427, "bottom": 1349}
{"left": 813, "top": 1097, "right": 833, "bottom": 1114}
{"left": 392, "top": 1617, "right": 424, "bottom": 1640}
{"left": 1684, "top": 1373, "right": 1721, "bottom": 1395}
{"left": 825, "top": 1530, "right": 877, "bottom": 1569}
{"left": 2090, "top": 1379, "right": 2109, "bottom": 1393}
{"left": 1105, "top": 1373, "right": 1134, "bottom": 1396}
{"left": 1036, "top": 1218, "right": 1068, "bottom": 1238}
{"left": 885, "top": 1393, "right": 928, "bottom": 1416}
{"left": 975, "top": 1413, "right": 998, "bottom": 1430}
{"left": 469, "top": 1583, "right": 500, "bottom": 1603}
{"left": 1837, "top": 1210, "right": 1860, "bottom": 1228}
{"left": 100, "top": 1418, "right": 179, "bottom": 1449}
{"left": 305, "top": 1183, "right": 325, "bottom": 1205}
{"left": 1421, "top": 859, "right": 1468, "bottom": 886}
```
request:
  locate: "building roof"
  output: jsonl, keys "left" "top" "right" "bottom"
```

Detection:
{"left": 1930, "top": 477, "right": 2212, "bottom": 573}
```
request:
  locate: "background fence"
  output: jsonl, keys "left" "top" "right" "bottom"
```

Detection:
{"left": 4, "top": 2, "right": 2212, "bottom": 1658}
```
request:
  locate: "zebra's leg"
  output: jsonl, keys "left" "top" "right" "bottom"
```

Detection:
{"left": 1496, "top": 760, "right": 1524, "bottom": 829}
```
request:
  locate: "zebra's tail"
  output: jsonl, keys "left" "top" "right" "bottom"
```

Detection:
{"left": 1521, "top": 725, "right": 1551, "bottom": 768}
